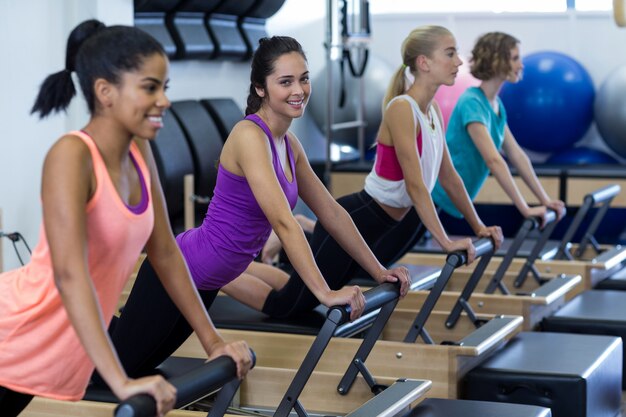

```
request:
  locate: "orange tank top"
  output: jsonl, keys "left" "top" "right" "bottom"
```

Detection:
{"left": 0, "top": 131, "right": 154, "bottom": 400}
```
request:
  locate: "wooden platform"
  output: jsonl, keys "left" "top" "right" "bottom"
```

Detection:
{"left": 400, "top": 244, "right": 625, "bottom": 300}
{"left": 22, "top": 366, "right": 403, "bottom": 417}
{"left": 392, "top": 273, "right": 580, "bottom": 331}
{"left": 175, "top": 311, "right": 521, "bottom": 401}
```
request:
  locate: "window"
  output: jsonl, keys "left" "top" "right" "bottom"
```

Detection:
{"left": 574, "top": 0, "right": 612, "bottom": 11}
{"left": 368, "top": 0, "right": 605, "bottom": 14}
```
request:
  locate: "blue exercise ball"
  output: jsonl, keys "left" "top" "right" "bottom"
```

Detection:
{"left": 546, "top": 146, "right": 620, "bottom": 165}
{"left": 500, "top": 51, "right": 595, "bottom": 153}
{"left": 594, "top": 65, "right": 626, "bottom": 158}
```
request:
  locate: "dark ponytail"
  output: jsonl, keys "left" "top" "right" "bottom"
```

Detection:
{"left": 31, "top": 20, "right": 105, "bottom": 118}
{"left": 31, "top": 19, "right": 165, "bottom": 119}
{"left": 245, "top": 36, "right": 307, "bottom": 115}
{"left": 246, "top": 84, "right": 263, "bottom": 116}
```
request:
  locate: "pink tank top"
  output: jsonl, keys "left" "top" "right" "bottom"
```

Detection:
{"left": 0, "top": 131, "right": 154, "bottom": 400}
{"left": 374, "top": 131, "right": 423, "bottom": 180}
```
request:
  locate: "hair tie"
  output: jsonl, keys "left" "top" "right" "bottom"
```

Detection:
{"left": 403, "top": 65, "right": 415, "bottom": 92}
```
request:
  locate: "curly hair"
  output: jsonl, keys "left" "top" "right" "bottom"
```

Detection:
{"left": 470, "top": 32, "right": 520, "bottom": 81}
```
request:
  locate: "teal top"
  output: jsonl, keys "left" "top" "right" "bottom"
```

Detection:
{"left": 432, "top": 86, "right": 507, "bottom": 218}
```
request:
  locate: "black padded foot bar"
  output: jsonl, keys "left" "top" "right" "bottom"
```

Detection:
{"left": 84, "top": 351, "right": 254, "bottom": 417}
{"left": 114, "top": 352, "right": 255, "bottom": 417}
{"left": 412, "top": 211, "right": 559, "bottom": 261}
{"left": 347, "top": 264, "right": 440, "bottom": 289}
{"left": 209, "top": 264, "right": 439, "bottom": 337}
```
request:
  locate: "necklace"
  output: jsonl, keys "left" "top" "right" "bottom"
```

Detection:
{"left": 424, "top": 108, "right": 436, "bottom": 133}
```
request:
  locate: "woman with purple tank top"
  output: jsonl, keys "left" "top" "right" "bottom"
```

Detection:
{"left": 223, "top": 26, "right": 504, "bottom": 320}
{"left": 104, "top": 36, "right": 411, "bottom": 382}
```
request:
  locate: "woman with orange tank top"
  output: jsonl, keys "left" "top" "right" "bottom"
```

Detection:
{"left": 0, "top": 20, "right": 251, "bottom": 417}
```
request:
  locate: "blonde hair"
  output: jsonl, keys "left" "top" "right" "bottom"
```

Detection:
{"left": 383, "top": 25, "right": 453, "bottom": 109}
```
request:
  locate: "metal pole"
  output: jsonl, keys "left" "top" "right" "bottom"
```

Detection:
{"left": 324, "top": 0, "right": 335, "bottom": 186}
{"left": 357, "top": 55, "right": 366, "bottom": 162}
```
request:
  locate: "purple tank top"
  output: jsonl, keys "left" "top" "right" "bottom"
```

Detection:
{"left": 126, "top": 152, "right": 149, "bottom": 214}
{"left": 176, "top": 114, "right": 298, "bottom": 290}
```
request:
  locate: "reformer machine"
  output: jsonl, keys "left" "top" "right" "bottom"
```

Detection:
{"left": 402, "top": 185, "right": 626, "bottom": 299}
{"left": 176, "top": 239, "right": 523, "bottom": 400}
{"left": 394, "top": 211, "right": 580, "bottom": 331}
{"left": 24, "top": 288, "right": 432, "bottom": 417}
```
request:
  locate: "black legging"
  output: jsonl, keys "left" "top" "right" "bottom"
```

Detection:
{"left": 92, "top": 260, "right": 218, "bottom": 386}
{"left": 0, "top": 386, "right": 33, "bottom": 417}
{"left": 262, "top": 190, "right": 425, "bottom": 319}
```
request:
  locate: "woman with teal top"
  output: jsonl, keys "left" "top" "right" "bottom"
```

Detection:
{"left": 431, "top": 32, "right": 565, "bottom": 224}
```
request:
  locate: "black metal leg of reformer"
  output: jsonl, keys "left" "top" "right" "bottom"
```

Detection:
{"left": 575, "top": 185, "right": 621, "bottom": 257}
{"left": 575, "top": 200, "right": 611, "bottom": 258}
{"left": 485, "top": 219, "right": 535, "bottom": 294}
{"left": 273, "top": 282, "right": 402, "bottom": 417}
{"left": 554, "top": 185, "right": 620, "bottom": 260}
{"left": 513, "top": 215, "right": 559, "bottom": 288}
{"left": 555, "top": 199, "right": 592, "bottom": 260}
{"left": 445, "top": 253, "right": 493, "bottom": 329}
{"left": 273, "top": 310, "right": 343, "bottom": 417}
{"left": 402, "top": 238, "right": 494, "bottom": 343}
{"left": 207, "top": 379, "right": 242, "bottom": 417}
{"left": 292, "top": 400, "right": 308, "bottom": 417}
{"left": 336, "top": 300, "right": 399, "bottom": 395}
{"left": 402, "top": 258, "right": 458, "bottom": 344}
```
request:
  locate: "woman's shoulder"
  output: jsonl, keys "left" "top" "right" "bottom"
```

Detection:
{"left": 385, "top": 95, "right": 416, "bottom": 115}
{"left": 384, "top": 96, "right": 418, "bottom": 125}
{"left": 41, "top": 133, "right": 95, "bottom": 188}
{"left": 458, "top": 87, "right": 486, "bottom": 105}
{"left": 228, "top": 119, "right": 267, "bottom": 142}
{"left": 387, "top": 94, "right": 417, "bottom": 109}
{"left": 46, "top": 133, "right": 92, "bottom": 163}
